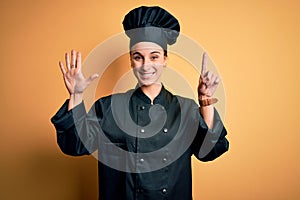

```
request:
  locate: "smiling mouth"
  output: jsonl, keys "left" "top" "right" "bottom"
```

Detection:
{"left": 140, "top": 72, "right": 155, "bottom": 79}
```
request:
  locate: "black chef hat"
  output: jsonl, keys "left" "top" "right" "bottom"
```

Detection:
{"left": 122, "top": 6, "right": 180, "bottom": 50}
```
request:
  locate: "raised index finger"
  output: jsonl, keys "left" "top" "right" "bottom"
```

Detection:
{"left": 201, "top": 52, "right": 208, "bottom": 75}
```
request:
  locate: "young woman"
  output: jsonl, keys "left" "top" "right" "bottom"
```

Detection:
{"left": 52, "top": 6, "right": 229, "bottom": 200}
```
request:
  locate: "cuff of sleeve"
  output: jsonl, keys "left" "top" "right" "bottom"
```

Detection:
{"left": 196, "top": 108, "right": 228, "bottom": 160}
{"left": 199, "top": 108, "right": 225, "bottom": 142}
{"left": 51, "top": 99, "right": 86, "bottom": 130}
{"left": 209, "top": 108, "right": 224, "bottom": 134}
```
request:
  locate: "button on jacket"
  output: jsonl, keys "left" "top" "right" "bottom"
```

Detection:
{"left": 51, "top": 86, "right": 229, "bottom": 200}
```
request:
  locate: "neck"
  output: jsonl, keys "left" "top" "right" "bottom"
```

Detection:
{"left": 140, "top": 83, "right": 162, "bottom": 104}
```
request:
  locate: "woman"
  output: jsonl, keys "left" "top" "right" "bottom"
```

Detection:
{"left": 52, "top": 6, "right": 229, "bottom": 200}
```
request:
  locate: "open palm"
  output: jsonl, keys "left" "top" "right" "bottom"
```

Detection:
{"left": 59, "top": 50, "right": 98, "bottom": 95}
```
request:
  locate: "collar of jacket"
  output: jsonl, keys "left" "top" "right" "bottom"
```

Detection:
{"left": 132, "top": 84, "right": 172, "bottom": 109}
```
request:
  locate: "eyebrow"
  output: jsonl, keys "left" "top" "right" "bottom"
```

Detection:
{"left": 131, "top": 51, "right": 161, "bottom": 56}
{"left": 150, "top": 51, "right": 161, "bottom": 54}
{"left": 132, "top": 52, "right": 142, "bottom": 56}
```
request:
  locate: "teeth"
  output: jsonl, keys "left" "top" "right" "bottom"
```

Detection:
{"left": 141, "top": 72, "right": 154, "bottom": 77}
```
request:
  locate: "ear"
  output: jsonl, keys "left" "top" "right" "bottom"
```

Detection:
{"left": 129, "top": 53, "right": 134, "bottom": 68}
{"left": 163, "top": 56, "right": 168, "bottom": 67}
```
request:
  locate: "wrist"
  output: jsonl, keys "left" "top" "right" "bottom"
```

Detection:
{"left": 198, "top": 96, "right": 218, "bottom": 107}
{"left": 70, "top": 92, "right": 83, "bottom": 99}
{"left": 198, "top": 95, "right": 210, "bottom": 100}
{"left": 68, "top": 93, "right": 83, "bottom": 111}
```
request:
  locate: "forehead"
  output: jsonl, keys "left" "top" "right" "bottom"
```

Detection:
{"left": 130, "top": 42, "right": 163, "bottom": 53}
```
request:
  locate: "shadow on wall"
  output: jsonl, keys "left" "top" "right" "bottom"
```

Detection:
{"left": 0, "top": 147, "right": 98, "bottom": 200}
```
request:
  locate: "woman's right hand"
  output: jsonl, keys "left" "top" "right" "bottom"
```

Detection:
{"left": 59, "top": 50, "right": 99, "bottom": 95}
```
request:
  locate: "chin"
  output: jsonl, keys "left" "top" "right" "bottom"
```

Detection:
{"left": 138, "top": 80, "right": 160, "bottom": 87}
{"left": 138, "top": 82, "right": 153, "bottom": 87}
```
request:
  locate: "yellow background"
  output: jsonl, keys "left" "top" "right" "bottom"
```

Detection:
{"left": 1, "top": 0, "right": 299, "bottom": 199}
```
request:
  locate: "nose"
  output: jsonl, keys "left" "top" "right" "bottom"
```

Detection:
{"left": 142, "top": 57, "right": 152, "bottom": 70}
{"left": 143, "top": 57, "right": 152, "bottom": 65}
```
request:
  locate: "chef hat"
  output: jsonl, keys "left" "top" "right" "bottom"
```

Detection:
{"left": 122, "top": 6, "right": 180, "bottom": 50}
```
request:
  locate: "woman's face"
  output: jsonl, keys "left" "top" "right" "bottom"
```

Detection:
{"left": 130, "top": 42, "right": 167, "bottom": 87}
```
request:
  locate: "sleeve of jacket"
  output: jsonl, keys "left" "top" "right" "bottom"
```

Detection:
{"left": 192, "top": 108, "right": 229, "bottom": 162}
{"left": 50, "top": 99, "right": 103, "bottom": 156}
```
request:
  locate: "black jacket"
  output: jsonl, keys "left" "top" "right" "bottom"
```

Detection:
{"left": 51, "top": 86, "right": 229, "bottom": 200}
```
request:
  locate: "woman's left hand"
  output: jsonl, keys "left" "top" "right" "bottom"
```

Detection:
{"left": 197, "top": 52, "right": 220, "bottom": 99}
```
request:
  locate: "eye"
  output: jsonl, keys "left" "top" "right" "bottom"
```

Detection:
{"left": 133, "top": 56, "right": 142, "bottom": 61}
{"left": 151, "top": 55, "right": 159, "bottom": 60}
